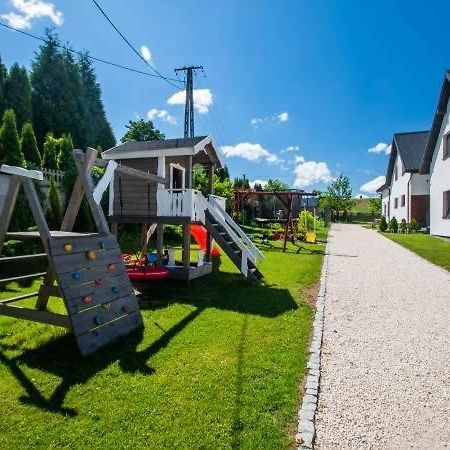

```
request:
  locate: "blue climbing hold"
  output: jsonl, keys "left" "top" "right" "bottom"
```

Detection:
{"left": 111, "top": 286, "right": 119, "bottom": 294}
{"left": 99, "top": 241, "right": 106, "bottom": 249}
{"left": 94, "top": 315, "right": 102, "bottom": 325}
{"left": 72, "top": 272, "right": 81, "bottom": 280}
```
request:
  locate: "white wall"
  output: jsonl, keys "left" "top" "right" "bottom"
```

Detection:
{"left": 410, "top": 173, "right": 430, "bottom": 195}
{"left": 429, "top": 97, "right": 450, "bottom": 237}
{"left": 388, "top": 154, "right": 409, "bottom": 222}
{"left": 381, "top": 188, "right": 390, "bottom": 220}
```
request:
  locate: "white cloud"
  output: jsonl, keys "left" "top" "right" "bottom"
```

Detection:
{"left": 249, "top": 179, "right": 268, "bottom": 189}
{"left": 360, "top": 175, "right": 386, "bottom": 193}
{"left": 250, "top": 112, "right": 289, "bottom": 127}
{"left": 293, "top": 157, "right": 332, "bottom": 188}
{"left": 147, "top": 108, "right": 177, "bottom": 125}
{"left": 280, "top": 145, "right": 299, "bottom": 154}
{"left": 167, "top": 88, "right": 213, "bottom": 114}
{"left": 354, "top": 193, "right": 369, "bottom": 199}
{"left": 1, "top": 0, "right": 63, "bottom": 29}
{"left": 368, "top": 142, "right": 391, "bottom": 155}
{"left": 140, "top": 45, "right": 152, "bottom": 63}
{"left": 221, "top": 142, "right": 284, "bottom": 166}
{"left": 277, "top": 112, "right": 289, "bottom": 122}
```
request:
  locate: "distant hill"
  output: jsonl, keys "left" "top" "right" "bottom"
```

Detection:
{"left": 348, "top": 198, "right": 377, "bottom": 223}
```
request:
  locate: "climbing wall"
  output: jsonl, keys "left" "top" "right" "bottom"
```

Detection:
{"left": 49, "top": 233, "right": 143, "bottom": 356}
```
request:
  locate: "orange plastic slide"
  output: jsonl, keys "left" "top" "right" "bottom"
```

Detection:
{"left": 190, "top": 224, "right": 221, "bottom": 256}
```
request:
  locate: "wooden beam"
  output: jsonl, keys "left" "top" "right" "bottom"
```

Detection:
{"left": 0, "top": 253, "right": 46, "bottom": 263}
{"left": 0, "top": 272, "right": 46, "bottom": 284}
{"left": 0, "top": 164, "right": 43, "bottom": 180}
{"left": 0, "top": 174, "right": 20, "bottom": 254}
{"left": 61, "top": 148, "right": 97, "bottom": 232}
{"left": 182, "top": 224, "right": 191, "bottom": 269}
{"left": 0, "top": 303, "right": 70, "bottom": 328}
{"left": 156, "top": 224, "right": 164, "bottom": 258}
{"left": 0, "top": 291, "right": 39, "bottom": 304}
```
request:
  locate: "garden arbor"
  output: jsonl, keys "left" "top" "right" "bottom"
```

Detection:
{"left": 232, "top": 189, "right": 318, "bottom": 252}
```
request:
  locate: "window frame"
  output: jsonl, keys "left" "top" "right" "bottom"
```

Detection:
{"left": 401, "top": 194, "right": 406, "bottom": 207}
{"left": 394, "top": 197, "right": 398, "bottom": 209}
{"left": 443, "top": 190, "right": 450, "bottom": 219}
{"left": 443, "top": 132, "right": 450, "bottom": 160}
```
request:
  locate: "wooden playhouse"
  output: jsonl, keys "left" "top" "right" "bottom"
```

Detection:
{"left": 102, "top": 136, "right": 263, "bottom": 282}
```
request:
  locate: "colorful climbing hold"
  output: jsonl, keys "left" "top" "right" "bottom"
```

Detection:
{"left": 95, "top": 279, "right": 102, "bottom": 286}
{"left": 72, "top": 272, "right": 81, "bottom": 280}
{"left": 99, "top": 241, "right": 106, "bottom": 249}
{"left": 111, "top": 286, "right": 119, "bottom": 294}
{"left": 102, "top": 302, "right": 111, "bottom": 310}
{"left": 86, "top": 250, "right": 97, "bottom": 260}
{"left": 122, "top": 305, "right": 130, "bottom": 313}
{"left": 82, "top": 295, "right": 92, "bottom": 305}
{"left": 63, "top": 243, "right": 73, "bottom": 252}
{"left": 108, "top": 263, "right": 115, "bottom": 271}
{"left": 94, "top": 315, "right": 102, "bottom": 325}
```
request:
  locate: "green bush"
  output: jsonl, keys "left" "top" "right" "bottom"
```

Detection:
{"left": 410, "top": 218, "right": 419, "bottom": 232}
{"left": 47, "top": 176, "right": 62, "bottom": 228}
{"left": 298, "top": 210, "right": 315, "bottom": 233}
{"left": 389, "top": 216, "right": 398, "bottom": 233}
{"left": 400, "top": 218, "right": 407, "bottom": 233}
{"left": 379, "top": 216, "right": 388, "bottom": 232}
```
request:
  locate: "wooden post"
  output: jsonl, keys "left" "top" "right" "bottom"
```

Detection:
{"left": 110, "top": 221, "right": 118, "bottom": 237}
{"left": 207, "top": 164, "right": 215, "bottom": 195}
{"left": 205, "top": 233, "right": 212, "bottom": 262}
{"left": 0, "top": 174, "right": 20, "bottom": 255}
{"left": 186, "top": 155, "right": 193, "bottom": 189}
{"left": 156, "top": 224, "right": 164, "bottom": 258}
{"left": 182, "top": 224, "right": 191, "bottom": 269}
{"left": 283, "top": 194, "right": 294, "bottom": 252}
{"left": 140, "top": 223, "right": 148, "bottom": 259}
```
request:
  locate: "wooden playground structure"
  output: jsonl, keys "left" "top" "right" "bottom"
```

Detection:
{"left": 232, "top": 189, "right": 318, "bottom": 251}
{"left": 0, "top": 148, "right": 151, "bottom": 356}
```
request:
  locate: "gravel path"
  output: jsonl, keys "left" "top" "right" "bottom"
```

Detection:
{"left": 315, "top": 224, "right": 450, "bottom": 449}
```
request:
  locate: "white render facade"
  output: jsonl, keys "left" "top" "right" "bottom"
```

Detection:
{"left": 427, "top": 96, "right": 450, "bottom": 237}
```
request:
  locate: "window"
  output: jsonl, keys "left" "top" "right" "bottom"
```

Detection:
{"left": 444, "top": 133, "right": 450, "bottom": 160}
{"left": 401, "top": 194, "right": 406, "bottom": 207}
{"left": 394, "top": 165, "right": 398, "bottom": 181}
{"left": 394, "top": 197, "right": 398, "bottom": 209}
{"left": 443, "top": 191, "right": 450, "bottom": 219}
{"left": 383, "top": 204, "right": 387, "bottom": 216}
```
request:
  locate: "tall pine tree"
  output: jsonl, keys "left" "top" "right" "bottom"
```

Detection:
{"left": 0, "top": 109, "right": 25, "bottom": 167}
{"left": 21, "top": 122, "right": 42, "bottom": 168}
{"left": 31, "top": 31, "right": 83, "bottom": 147}
{"left": 4, "top": 63, "right": 32, "bottom": 130}
{"left": 0, "top": 56, "right": 7, "bottom": 120}
{"left": 79, "top": 54, "right": 115, "bottom": 150}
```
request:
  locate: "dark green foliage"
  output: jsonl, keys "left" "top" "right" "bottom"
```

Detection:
{"left": 0, "top": 109, "right": 25, "bottom": 167}
{"left": 78, "top": 54, "right": 115, "bottom": 150}
{"left": 400, "top": 218, "right": 407, "bottom": 233}
{"left": 0, "top": 55, "right": 7, "bottom": 119}
{"left": 4, "top": 63, "right": 32, "bottom": 130}
{"left": 379, "top": 215, "right": 388, "bottom": 232}
{"left": 31, "top": 31, "right": 90, "bottom": 148}
{"left": 389, "top": 216, "right": 398, "bottom": 233}
{"left": 253, "top": 182, "right": 264, "bottom": 191}
{"left": 47, "top": 176, "right": 63, "bottom": 228}
{"left": 216, "top": 165, "right": 229, "bottom": 182}
{"left": 20, "top": 122, "right": 41, "bottom": 167}
{"left": 265, "top": 179, "right": 289, "bottom": 191}
{"left": 121, "top": 119, "right": 164, "bottom": 142}
{"left": 42, "top": 134, "right": 59, "bottom": 169}
{"left": 368, "top": 197, "right": 381, "bottom": 217}
{"left": 233, "top": 174, "right": 250, "bottom": 189}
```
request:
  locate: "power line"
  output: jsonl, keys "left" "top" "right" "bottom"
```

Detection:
{"left": 91, "top": 0, "right": 182, "bottom": 90}
{"left": 0, "top": 21, "right": 183, "bottom": 84}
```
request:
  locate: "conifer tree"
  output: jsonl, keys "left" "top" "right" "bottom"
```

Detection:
{"left": 0, "top": 109, "right": 25, "bottom": 167}
{"left": 4, "top": 63, "right": 32, "bottom": 130}
{"left": 42, "top": 134, "right": 60, "bottom": 170}
{"left": 0, "top": 56, "right": 7, "bottom": 119}
{"left": 48, "top": 176, "right": 63, "bottom": 228}
{"left": 20, "top": 122, "right": 41, "bottom": 167}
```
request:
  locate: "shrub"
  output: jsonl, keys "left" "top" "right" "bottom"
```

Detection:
{"left": 379, "top": 216, "right": 388, "bottom": 232}
{"left": 298, "top": 210, "right": 315, "bottom": 233}
{"left": 410, "top": 218, "right": 419, "bottom": 232}
{"left": 388, "top": 216, "right": 398, "bottom": 233}
{"left": 47, "top": 176, "right": 62, "bottom": 228}
{"left": 400, "top": 218, "right": 407, "bottom": 233}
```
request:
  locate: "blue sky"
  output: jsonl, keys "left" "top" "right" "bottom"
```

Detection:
{"left": 0, "top": 0, "right": 449, "bottom": 195}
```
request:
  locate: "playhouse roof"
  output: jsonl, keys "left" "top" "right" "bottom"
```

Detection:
{"left": 420, "top": 70, "right": 450, "bottom": 174}
{"left": 377, "top": 130, "right": 429, "bottom": 192}
{"left": 102, "top": 135, "right": 223, "bottom": 167}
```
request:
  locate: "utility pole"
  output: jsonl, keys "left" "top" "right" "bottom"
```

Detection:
{"left": 174, "top": 65, "right": 203, "bottom": 138}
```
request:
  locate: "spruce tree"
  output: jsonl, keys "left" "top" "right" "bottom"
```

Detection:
{"left": 0, "top": 109, "right": 25, "bottom": 167}
{"left": 0, "top": 55, "right": 7, "bottom": 119}
{"left": 4, "top": 63, "right": 32, "bottom": 130}
{"left": 21, "top": 122, "right": 42, "bottom": 168}
{"left": 79, "top": 54, "right": 115, "bottom": 149}
{"left": 42, "top": 134, "right": 60, "bottom": 170}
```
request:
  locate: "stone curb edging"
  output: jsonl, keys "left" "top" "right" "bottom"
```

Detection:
{"left": 296, "top": 237, "right": 331, "bottom": 449}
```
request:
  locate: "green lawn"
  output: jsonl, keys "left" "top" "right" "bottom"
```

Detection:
{"left": 383, "top": 232, "right": 450, "bottom": 271}
{"left": 0, "top": 235, "right": 326, "bottom": 449}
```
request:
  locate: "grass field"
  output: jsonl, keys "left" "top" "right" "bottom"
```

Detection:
{"left": 383, "top": 232, "right": 450, "bottom": 271}
{"left": 0, "top": 233, "right": 326, "bottom": 449}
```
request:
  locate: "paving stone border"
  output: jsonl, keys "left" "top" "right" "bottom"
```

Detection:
{"left": 296, "top": 236, "right": 331, "bottom": 449}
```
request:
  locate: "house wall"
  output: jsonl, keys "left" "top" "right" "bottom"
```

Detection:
{"left": 381, "top": 188, "right": 390, "bottom": 220}
{"left": 429, "top": 96, "right": 450, "bottom": 237}
{"left": 388, "top": 154, "right": 409, "bottom": 222}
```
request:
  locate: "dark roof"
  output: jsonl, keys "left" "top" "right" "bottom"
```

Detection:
{"left": 381, "top": 131, "right": 430, "bottom": 188}
{"left": 103, "top": 136, "right": 208, "bottom": 156}
{"left": 420, "top": 70, "right": 450, "bottom": 174}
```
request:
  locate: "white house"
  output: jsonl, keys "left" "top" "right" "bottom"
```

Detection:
{"left": 377, "top": 131, "right": 430, "bottom": 226}
{"left": 420, "top": 70, "right": 450, "bottom": 237}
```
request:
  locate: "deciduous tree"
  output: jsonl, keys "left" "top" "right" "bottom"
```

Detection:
{"left": 121, "top": 119, "right": 164, "bottom": 142}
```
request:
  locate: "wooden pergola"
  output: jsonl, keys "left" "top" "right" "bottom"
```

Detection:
{"left": 232, "top": 189, "right": 318, "bottom": 252}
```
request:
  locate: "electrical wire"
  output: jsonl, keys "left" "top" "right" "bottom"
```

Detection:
{"left": 0, "top": 21, "right": 183, "bottom": 84}
{"left": 90, "top": 0, "right": 182, "bottom": 89}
